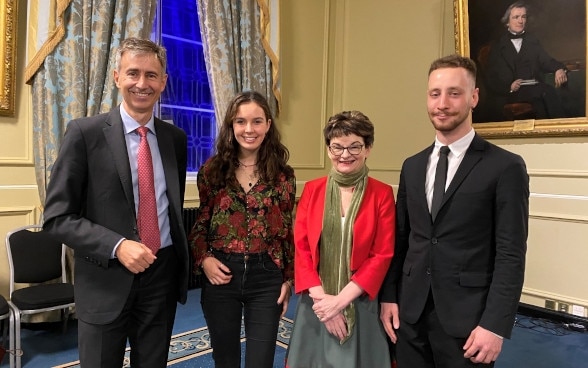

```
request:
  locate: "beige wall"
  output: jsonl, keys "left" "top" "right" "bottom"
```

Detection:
{"left": 1, "top": 0, "right": 587, "bottom": 317}
{"left": 0, "top": 3, "right": 42, "bottom": 296}
{"left": 278, "top": 0, "right": 588, "bottom": 317}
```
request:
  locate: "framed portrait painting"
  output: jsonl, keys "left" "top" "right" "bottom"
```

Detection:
{"left": 454, "top": 0, "right": 588, "bottom": 138}
{"left": 0, "top": 0, "right": 17, "bottom": 117}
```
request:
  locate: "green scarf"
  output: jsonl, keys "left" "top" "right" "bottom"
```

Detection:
{"left": 319, "top": 164, "right": 368, "bottom": 344}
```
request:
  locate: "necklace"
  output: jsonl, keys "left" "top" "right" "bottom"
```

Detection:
{"left": 246, "top": 171, "right": 258, "bottom": 187}
{"left": 238, "top": 160, "right": 257, "bottom": 168}
{"left": 236, "top": 162, "right": 258, "bottom": 188}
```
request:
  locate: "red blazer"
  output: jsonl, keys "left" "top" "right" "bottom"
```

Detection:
{"left": 294, "top": 176, "right": 395, "bottom": 299}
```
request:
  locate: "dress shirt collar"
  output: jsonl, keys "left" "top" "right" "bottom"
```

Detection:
{"left": 119, "top": 104, "right": 156, "bottom": 135}
{"left": 434, "top": 128, "right": 475, "bottom": 159}
{"left": 507, "top": 30, "right": 525, "bottom": 39}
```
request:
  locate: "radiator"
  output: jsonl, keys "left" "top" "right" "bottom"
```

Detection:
{"left": 182, "top": 207, "right": 202, "bottom": 289}
{"left": 182, "top": 207, "right": 199, "bottom": 235}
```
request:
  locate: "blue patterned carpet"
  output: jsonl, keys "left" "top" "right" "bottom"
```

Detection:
{"left": 53, "top": 317, "right": 293, "bottom": 367}
{"left": 2, "top": 288, "right": 588, "bottom": 368}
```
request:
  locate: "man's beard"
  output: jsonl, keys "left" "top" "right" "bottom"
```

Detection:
{"left": 430, "top": 110, "right": 469, "bottom": 132}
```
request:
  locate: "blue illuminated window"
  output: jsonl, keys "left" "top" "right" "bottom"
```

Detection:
{"left": 156, "top": 0, "right": 216, "bottom": 172}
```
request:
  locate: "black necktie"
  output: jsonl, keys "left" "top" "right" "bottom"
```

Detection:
{"left": 509, "top": 31, "right": 525, "bottom": 39}
{"left": 431, "top": 146, "right": 450, "bottom": 221}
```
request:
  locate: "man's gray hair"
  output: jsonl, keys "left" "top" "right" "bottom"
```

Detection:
{"left": 114, "top": 37, "right": 167, "bottom": 72}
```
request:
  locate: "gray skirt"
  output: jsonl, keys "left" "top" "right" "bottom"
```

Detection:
{"left": 286, "top": 292, "right": 392, "bottom": 368}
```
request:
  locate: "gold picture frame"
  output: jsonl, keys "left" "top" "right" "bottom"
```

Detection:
{"left": 454, "top": 0, "right": 588, "bottom": 138}
{"left": 0, "top": 0, "right": 17, "bottom": 117}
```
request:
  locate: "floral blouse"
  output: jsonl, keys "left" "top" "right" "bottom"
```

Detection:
{"left": 189, "top": 159, "right": 296, "bottom": 282}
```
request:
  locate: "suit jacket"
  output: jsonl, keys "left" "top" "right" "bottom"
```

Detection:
{"left": 380, "top": 134, "right": 529, "bottom": 339}
{"left": 485, "top": 32, "right": 564, "bottom": 97}
{"left": 43, "top": 107, "right": 189, "bottom": 324}
{"left": 294, "top": 176, "right": 395, "bottom": 300}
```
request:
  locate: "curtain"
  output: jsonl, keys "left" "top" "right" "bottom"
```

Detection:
{"left": 197, "top": 0, "right": 279, "bottom": 126}
{"left": 27, "top": 0, "right": 157, "bottom": 204}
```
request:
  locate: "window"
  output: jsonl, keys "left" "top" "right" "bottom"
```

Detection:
{"left": 154, "top": 0, "right": 216, "bottom": 173}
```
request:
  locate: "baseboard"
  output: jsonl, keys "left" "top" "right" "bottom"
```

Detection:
{"left": 518, "top": 302, "right": 588, "bottom": 328}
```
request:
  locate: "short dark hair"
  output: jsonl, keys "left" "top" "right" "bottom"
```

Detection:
{"left": 428, "top": 54, "right": 477, "bottom": 84}
{"left": 115, "top": 37, "right": 167, "bottom": 73}
{"left": 323, "top": 111, "right": 375, "bottom": 148}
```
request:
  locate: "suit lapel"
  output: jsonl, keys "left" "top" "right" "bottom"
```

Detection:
{"left": 103, "top": 109, "right": 136, "bottom": 217}
{"left": 417, "top": 145, "right": 434, "bottom": 213}
{"left": 441, "top": 135, "right": 485, "bottom": 208}
{"left": 499, "top": 36, "right": 517, "bottom": 73}
{"left": 155, "top": 120, "right": 181, "bottom": 216}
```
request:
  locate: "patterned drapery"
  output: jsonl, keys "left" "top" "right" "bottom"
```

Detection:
{"left": 28, "top": 0, "right": 157, "bottom": 204}
{"left": 197, "top": 0, "right": 279, "bottom": 126}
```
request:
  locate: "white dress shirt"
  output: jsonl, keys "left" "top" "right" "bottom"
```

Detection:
{"left": 426, "top": 129, "right": 475, "bottom": 212}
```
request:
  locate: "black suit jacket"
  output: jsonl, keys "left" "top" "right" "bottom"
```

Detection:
{"left": 381, "top": 134, "right": 529, "bottom": 339}
{"left": 43, "top": 106, "right": 189, "bottom": 324}
{"left": 485, "top": 32, "right": 564, "bottom": 97}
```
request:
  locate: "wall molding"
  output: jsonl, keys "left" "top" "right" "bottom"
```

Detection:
{"left": 0, "top": 205, "right": 39, "bottom": 224}
{"left": 523, "top": 287, "right": 588, "bottom": 309}
{"left": 531, "top": 192, "right": 588, "bottom": 201}
{"left": 0, "top": 184, "right": 38, "bottom": 190}
{"left": 530, "top": 211, "right": 588, "bottom": 224}
{"left": 528, "top": 169, "right": 588, "bottom": 178}
{"left": 0, "top": 157, "right": 34, "bottom": 165}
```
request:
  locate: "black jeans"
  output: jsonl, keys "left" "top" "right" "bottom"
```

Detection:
{"left": 201, "top": 251, "right": 283, "bottom": 368}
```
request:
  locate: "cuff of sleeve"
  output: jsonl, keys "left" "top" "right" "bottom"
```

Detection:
{"left": 284, "top": 279, "right": 294, "bottom": 293}
{"left": 196, "top": 251, "right": 214, "bottom": 267}
{"left": 490, "top": 331, "right": 504, "bottom": 339}
{"left": 112, "top": 238, "right": 125, "bottom": 259}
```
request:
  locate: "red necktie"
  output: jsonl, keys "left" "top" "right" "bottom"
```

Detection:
{"left": 137, "top": 126, "right": 161, "bottom": 253}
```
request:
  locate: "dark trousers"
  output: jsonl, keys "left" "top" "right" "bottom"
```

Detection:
{"left": 396, "top": 292, "right": 494, "bottom": 368}
{"left": 78, "top": 246, "right": 179, "bottom": 368}
{"left": 201, "top": 251, "right": 283, "bottom": 368}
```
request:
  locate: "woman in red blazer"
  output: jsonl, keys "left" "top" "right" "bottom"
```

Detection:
{"left": 286, "top": 111, "right": 396, "bottom": 368}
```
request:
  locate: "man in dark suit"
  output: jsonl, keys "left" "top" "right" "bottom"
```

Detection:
{"left": 380, "top": 54, "right": 529, "bottom": 367}
{"left": 43, "top": 38, "right": 189, "bottom": 368}
{"left": 485, "top": 1, "right": 567, "bottom": 119}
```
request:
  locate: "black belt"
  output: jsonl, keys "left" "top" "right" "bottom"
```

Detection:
{"left": 211, "top": 249, "right": 268, "bottom": 262}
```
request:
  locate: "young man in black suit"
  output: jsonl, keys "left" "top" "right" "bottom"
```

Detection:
{"left": 380, "top": 54, "right": 529, "bottom": 367}
{"left": 43, "top": 38, "right": 189, "bottom": 367}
